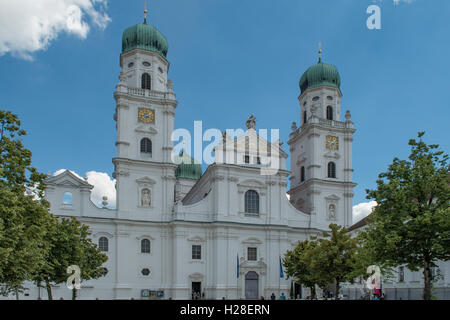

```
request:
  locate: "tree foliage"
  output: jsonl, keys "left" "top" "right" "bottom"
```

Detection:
{"left": 33, "top": 217, "right": 108, "bottom": 300}
{"left": 361, "top": 132, "right": 450, "bottom": 300}
{"left": 284, "top": 224, "right": 358, "bottom": 299}
{"left": 309, "top": 224, "right": 358, "bottom": 299}
{"left": 0, "top": 111, "right": 46, "bottom": 197}
{"left": 283, "top": 239, "right": 325, "bottom": 299}
{"left": 0, "top": 111, "right": 52, "bottom": 296}
{"left": 0, "top": 110, "right": 108, "bottom": 299}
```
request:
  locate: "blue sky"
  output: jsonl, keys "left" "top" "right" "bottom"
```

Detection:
{"left": 1, "top": 0, "right": 449, "bottom": 219}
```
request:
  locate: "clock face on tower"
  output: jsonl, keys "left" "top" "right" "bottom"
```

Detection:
{"left": 138, "top": 108, "right": 155, "bottom": 124}
{"left": 326, "top": 136, "right": 339, "bottom": 150}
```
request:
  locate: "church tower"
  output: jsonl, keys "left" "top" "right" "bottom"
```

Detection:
{"left": 113, "top": 10, "right": 178, "bottom": 221}
{"left": 288, "top": 50, "right": 356, "bottom": 228}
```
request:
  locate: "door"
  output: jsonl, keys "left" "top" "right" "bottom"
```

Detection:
{"left": 294, "top": 283, "right": 302, "bottom": 299}
{"left": 245, "top": 271, "right": 259, "bottom": 299}
{"left": 192, "top": 282, "right": 201, "bottom": 299}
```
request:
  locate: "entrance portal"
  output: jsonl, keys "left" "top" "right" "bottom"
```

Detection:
{"left": 192, "top": 282, "right": 201, "bottom": 299}
{"left": 245, "top": 271, "right": 259, "bottom": 299}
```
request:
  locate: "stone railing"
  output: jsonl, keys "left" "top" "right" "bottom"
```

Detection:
{"left": 318, "top": 118, "right": 346, "bottom": 128}
{"left": 126, "top": 87, "right": 174, "bottom": 100}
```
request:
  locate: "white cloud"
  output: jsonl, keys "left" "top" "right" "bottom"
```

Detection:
{"left": 85, "top": 171, "right": 116, "bottom": 209}
{"left": 53, "top": 169, "right": 116, "bottom": 208}
{"left": 0, "top": 0, "right": 111, "bottom": 59}
{"left": 352, "top": 200, "right": 377, "bottom": 224}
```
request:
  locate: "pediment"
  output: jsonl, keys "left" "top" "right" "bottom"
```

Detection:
{"left": 323, "top": 151, "right": 340, "bottom": 159}
{"left": 189, "top": 273, "right": 204, "bottom": 279}
{"left": 325, "top": 194, "right": 341, "bottom": 201}
{"left": 93, "top": 231, "right": 114, "bottom": 238}
{"left": 237, "top": 179, "right": 265, "bottom": 189}
{"left": 239, "top": 258, "right": 267, "bottom": 270}
{"left": 135, "top": 125, "right": 158, "bottom": 135}
{"left": 217, "top": 128, "right": 287, "bottom": 157}
{"left": 187, "top": 236, "right": 206, "bottom": 242}
{"left": 136, "top": 176, "right": 157, "bottom": 185}
{"left": 45, "top": 170, "right": 93, "bottom": 189}
{"left": 242, "top": 237, "right": 262, "bottom": 245}
{"left": 136, "top": 234, "right": 155, "bottom": 240}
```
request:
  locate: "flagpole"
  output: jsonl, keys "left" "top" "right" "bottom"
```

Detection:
{"left": 279, "top": 256, "right": 281, "bottom": 298}
{"left": 236, "top": 253, "right": 239, "bottom": 299}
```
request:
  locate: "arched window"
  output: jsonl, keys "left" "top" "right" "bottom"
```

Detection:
{"left": 300, "top": 166, "right": 305, "bottom": 182}
{"left": 245, "top": 190, "right": 259, "bottom": 214}
{"left": 326, "top": 106, "right": 333, "bottom": 120}
{"left": 62, "top": 192, "right": 73, "bottom": 205}
{"left": 327, "top": 162, "right": 336, "bottom": 178}
{"left": 141, "top": 239, "right": 151, "bottom": 253}
{"left": 140, "top": 138, "right": 152, "bottom": 154}
{"left": 141, "top": 73, "right": 151, "bottom": 90}
{"left": 99, "top": 237, "right": 109, "bottom": 252}
{"left": 303, "top": 110, "right": 307, "bottom": 124}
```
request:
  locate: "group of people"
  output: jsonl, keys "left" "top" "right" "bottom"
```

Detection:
{"left": 259, "top": 293, "right": 286, "bottom": 300}
{"left": 192, "top": 291, "right": 204, "bottom": 299}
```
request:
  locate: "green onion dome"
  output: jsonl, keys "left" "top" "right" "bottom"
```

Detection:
{"left": 299, "top": 59, "right": 341, "bottom": 94}
{"left": 174, "top": 151, "right": 202, "bottom": 180}
{"left": 122, "top": 22, "right": 168, "bottom": 58}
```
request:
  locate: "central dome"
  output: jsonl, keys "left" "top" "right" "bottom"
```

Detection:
{"left": 122, "top": 22, "right": 168, "bottom": 58}
{"left": 299, "top": 60, "right": 341, "bottom": 94}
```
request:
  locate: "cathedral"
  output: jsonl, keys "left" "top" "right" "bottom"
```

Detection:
{"left": 34, "top": 16, "right": 356, "bottom": 299}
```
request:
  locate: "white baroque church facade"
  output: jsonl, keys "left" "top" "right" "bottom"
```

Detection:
{"left": 26, "top": 18, "right": 357, "bottom": 300}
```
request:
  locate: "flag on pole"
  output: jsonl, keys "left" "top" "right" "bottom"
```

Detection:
{"left": 279, "top": 256, "right": 284, "bottom": 278}
{"left": 237, "top": 254, "right": 239, "bottom": 278}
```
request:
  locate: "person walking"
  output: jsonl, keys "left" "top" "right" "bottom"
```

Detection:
{"left": 280, "top": 293, "right": 286, "bottom": 300}
{"left": 270, "top": 293, "right": 276, "bottom": 300}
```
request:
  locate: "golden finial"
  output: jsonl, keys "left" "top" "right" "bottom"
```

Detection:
{"left": 318, "top": 42, "right": 322, "bottom": 63}
{"left": 144, "top": 1, "right": 148, "bottom": 24}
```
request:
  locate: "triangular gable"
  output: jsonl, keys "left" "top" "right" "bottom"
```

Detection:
{"left": 45, "top": 170, "right": 93, "bottom": 189}
{"left": 216, "top": 129, "right": 288, "bottom": 158}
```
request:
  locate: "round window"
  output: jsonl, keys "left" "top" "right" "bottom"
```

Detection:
{"left": 312, "top": 96, "right": 320, "bottom": 101}
{"left": 143, "top": 61, "right": 151, "bottom": 67}
{"left": 141, "top": 268, "right": 150, "bottom": 276}
{"left": 128, "top": 62, "right": 134, "bottom": 68}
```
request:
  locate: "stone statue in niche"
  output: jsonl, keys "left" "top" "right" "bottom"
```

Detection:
{"left": 141, "top": 188, "right": 151, "bottom": 207}
{"left": 329, "top": 204, "right": 336, "bottom": 219}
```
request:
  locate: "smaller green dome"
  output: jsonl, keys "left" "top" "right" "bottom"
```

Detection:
{"left": 174, "top": 151, "right": 202, "bottom": 180}
{"left": 122, "top": 22, "right": 168, "bottom": 58}
{"left": 299, "top": 59, "right": 341, "bottom": 94}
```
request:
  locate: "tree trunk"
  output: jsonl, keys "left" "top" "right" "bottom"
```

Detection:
{"left": 423, "top": 261, "right": 432, "bottom": 300}
{"left": 72, "top": 288, "right": 77, "bottom": 300}
{"left": 15, "top": 288, "right": 19, "bottom": 300}
{"left": 335, "top": 279, "right": 340, "bottom": 300}
{"left": 310, "top": 286, "right": 316, "bottom": 300}
{"left": 45, "top": 281, "right": 53, "bottom": 300}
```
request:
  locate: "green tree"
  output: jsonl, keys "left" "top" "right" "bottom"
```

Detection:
{"left": 362, "top": 132, "right": 450, "bottom": 300}
{"left": 309, "top": 224, "right": 358, "bottom": 300}
{"left": 283, "top": 239, "right": 326, "bottom": 299}
{"left": 0, "top": 110, "right": 47, "bottom": 197}
{"left": 0, "top": 111, "right": 52, "bottom": 297}
{"left": 71, "top": 218, "right": 108, "bottom": 300}
{"left": 33, "top": 217, "right": 108, "bottom": 300}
